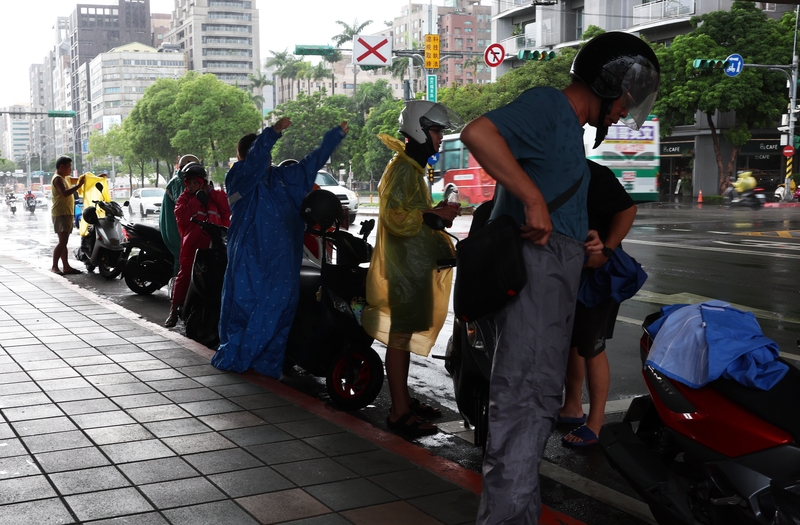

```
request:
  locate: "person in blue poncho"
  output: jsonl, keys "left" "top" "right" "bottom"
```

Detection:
{"left": 212, "top": 118, "right": 349, "bottom": 377}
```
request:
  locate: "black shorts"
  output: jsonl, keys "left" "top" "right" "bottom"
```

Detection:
{"left": 570, "top": 298, "right": 620, "bottom": 358}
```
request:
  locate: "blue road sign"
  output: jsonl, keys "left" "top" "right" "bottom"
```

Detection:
{"left": 428, "top": 152, "right": 440, "bottom": 165}
{"left": 725, "top": 53, "right": 743, "bottom": 77}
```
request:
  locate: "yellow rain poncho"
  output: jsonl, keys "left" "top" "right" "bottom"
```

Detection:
{"left": 361, "top": 134, "right": 455, "bottom": 357}
{"left": 78, "top": 173, "right": 112, "bottom": 236}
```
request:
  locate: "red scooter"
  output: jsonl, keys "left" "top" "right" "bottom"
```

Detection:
{"left": 600, "top": 311, "right": 800, "bottom": 524}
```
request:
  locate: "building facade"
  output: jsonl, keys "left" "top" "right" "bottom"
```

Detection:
{"left": 163, "top": 0, "right": 260, "bottom": 87}
{"left": 1, "top": 109, "right": 32, "bottom": 163}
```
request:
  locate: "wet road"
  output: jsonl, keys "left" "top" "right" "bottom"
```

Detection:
{"left": 4, "top": 199, "right": 800, "bottom": 525}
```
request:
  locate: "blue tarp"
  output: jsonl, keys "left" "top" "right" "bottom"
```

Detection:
{"left": 645, "top": 300, "right": 788, "bottom": 390}
{"left": 212, "top": 126, "right": 346, "bottom": 378}
{"left": 577, "top": 246, "right": 647, "bottom": 308}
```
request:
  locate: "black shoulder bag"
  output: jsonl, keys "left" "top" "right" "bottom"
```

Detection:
{"left": 453, "top": 177, "right": 582, "bottom": 322}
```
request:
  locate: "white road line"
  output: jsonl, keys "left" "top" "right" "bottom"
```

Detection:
{"left": 671, "top": 228, "right": 692, "bottom": 231}
{"left": 706, "top": 231, "right": 731, "bottom": 235}
{"left": 625, "top": 238, "right": 800, "bottom": 259}
{"left": 631, "top": 290, "right": 800, "bottom": 324}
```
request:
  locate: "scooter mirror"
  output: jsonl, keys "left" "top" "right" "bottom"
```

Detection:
{"left": 423, "top": 212, "right": 446, "bottom": 231}
{"left": 95, "top": 182, "right": 104, "bottom": 192}
{"left": 195, "top": 190, "right": 210, "bottom": 207}
{"left": 443, "top": 184, "right": 456, "bottom": 203}
{"left": 123, "top": 201, "right": 130, "bottom": 207}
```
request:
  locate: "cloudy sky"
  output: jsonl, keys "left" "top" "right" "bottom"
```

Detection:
{"left": 0, "top": 0, "right": 414, "bottom": 108}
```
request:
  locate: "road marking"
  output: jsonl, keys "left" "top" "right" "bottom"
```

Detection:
{"left": 671, "top": 228, "right": 692, "bottom": 231}
{"left": 632, "top": 290, "right": 800, "bottom": 324}
{"left": 616, "top": 315, "right": 642, "bottom": 326}
{"left": 706, "top": 231, "right": 730, "bottom": 235}
{"left": 735, "top": 230, "right": 800, "bottom": 238}
{"left": 625, "top": 238, "right": 800, "bottom": 259}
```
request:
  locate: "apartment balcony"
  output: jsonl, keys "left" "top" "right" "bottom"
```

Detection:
{"left": 499, "top": 34, "right": 537, "bottom": 56}
{"left": 633, "top": 0, "right": 695, "bottom": 24}
{"left": 494, "top": 0, "right": 555, "bottom": 18}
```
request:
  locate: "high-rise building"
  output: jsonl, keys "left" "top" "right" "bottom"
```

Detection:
{"left": 1, "top": 109, "right": 32, "bottom": 163}
{"left": 151, "top": 12, "right": 171, "bottom": 48}
{"left": 163, "top": 0, "right": 260, "bottom": 87}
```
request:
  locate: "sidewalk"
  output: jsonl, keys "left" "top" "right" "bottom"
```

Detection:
{"left": 0, "top": 256, "right": 582, "bottom": 525}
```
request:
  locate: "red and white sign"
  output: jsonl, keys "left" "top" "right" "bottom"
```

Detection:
{"left": 484, "top": 43, "right": 505, "bottom": 68}
{"left": 353, "top": 35, "right": 393, "bottom": 66}
{"left": 784, "top": 145, "right": 795, "bottom": 158}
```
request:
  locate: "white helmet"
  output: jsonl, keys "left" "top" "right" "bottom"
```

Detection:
{"left": 398, "top": 101, "right": 463, "bottom": 144}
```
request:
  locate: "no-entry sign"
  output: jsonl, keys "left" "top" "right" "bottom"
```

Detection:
{"left": 784, "top": 145, "right": 795, "bottom": 158}
{"left": 484, "top": 43, "right": 505, "bottom": 68}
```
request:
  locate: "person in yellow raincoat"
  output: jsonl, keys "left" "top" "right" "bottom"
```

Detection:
{"left": 361, "top": 100, "right": 462, "bottom": 437}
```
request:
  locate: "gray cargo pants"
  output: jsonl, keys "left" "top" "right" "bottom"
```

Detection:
{"left": 476, "top": 233, "right": 584, "bottom": 525}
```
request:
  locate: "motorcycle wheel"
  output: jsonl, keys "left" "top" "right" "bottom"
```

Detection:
{"left": 98, "top": 251, "right": 124, "bottom": 279}
{"left": 123, "top": 256, "right": 161, "bottom": 295}
{"left": 185, "top": 304, "right": 220, "bottom": 349}
{"left": 325, "top": 345, "right": 384, "bottom": 411}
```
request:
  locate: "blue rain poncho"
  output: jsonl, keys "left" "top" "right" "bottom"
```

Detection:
{"left": 646, "top": 300, "right": 788, "bottom": 390}
{"left": 212, "top": 125, "right": 347, "bottom": 378}
{"left": 577, "top": 247, "right": 647, "bottom": 308}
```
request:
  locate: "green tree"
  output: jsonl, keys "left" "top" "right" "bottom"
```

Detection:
{"left": 653, "top": 1, "right": 793, "bottom": 192}
{"left": 355, "top": 98, "right": 404, "bottom": 182}
{"left": 323, "top": 49, "right": 343, "bottom": 96}
{"left": 332, "top": 19, "right": 373, "bottom": 96}
{"left": 266, "top": 49, "right": 291, "bottom": 104}
{"left": 168, "top": 73, "right": 262, "bottom": 182}
{"left": 353, "top": 80, "right": 395, "bottom": 127}
{"left": 248, "top": 68, "right": 273, "bottom": 115}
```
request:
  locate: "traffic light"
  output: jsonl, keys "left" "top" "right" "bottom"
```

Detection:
{"left": 517, "top": 50, "right": 556, "bottom": 61}
{"left": 692, "top": 59, "right": 730, "bottom": 69}
{"left": 794, "top": 135, "right": 800, "bottom": 149}
{"left": 47, "top": 110, "right": 76, "bottom": 118}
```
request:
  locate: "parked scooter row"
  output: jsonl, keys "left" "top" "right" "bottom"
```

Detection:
{"left": 73, "top": 183, "right": 126, "bottom": 278}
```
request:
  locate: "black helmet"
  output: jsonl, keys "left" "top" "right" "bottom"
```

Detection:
{"left": 571, "top": 32, "right": 660, "bottom": 142}
{"left": 181, "top": 162, "right": 208, "bottom": 183}
{"left": 301, "top": 189, "right": 342, "bottom": 231}
{"left": 82, "top": 206, "right": 99, "bottom": 225}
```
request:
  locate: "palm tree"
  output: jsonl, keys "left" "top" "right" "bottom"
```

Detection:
{"left": 281, "top": 57, "right": 303, "bottom": 100}
{"left": 310, "top": 62, "right": 331, "bottom": 95}
{"left": 463, "top": 56, "right": 482, "bottom": 83}
{"left": 266, "top": 49, "right": 290, "bottom": 104}
{"left": 331, "top": 19, "right": 373, "bottom": 97}
{"left": 248, "top": 69, "right": 273, "bottom": 114}
{"left": 323, "top": 49, "right": 343, "bottom": 95}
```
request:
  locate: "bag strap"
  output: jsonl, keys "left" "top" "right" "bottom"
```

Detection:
{"left": 546, "top": 176, "right": 583, "bottom": 214}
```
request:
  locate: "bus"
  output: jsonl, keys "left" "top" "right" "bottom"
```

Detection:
{"left": 437, "top": 133, "right": 496, "bottom": 206}
{"left": 584, "top": 115, "right": 660, "bottom": 202}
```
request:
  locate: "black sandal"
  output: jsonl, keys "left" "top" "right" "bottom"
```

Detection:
{"left": 409, "top": 398, "right": 442, "bottom": 420}
{"left": 386, "top": 412, "right": 438, "bottom": 437}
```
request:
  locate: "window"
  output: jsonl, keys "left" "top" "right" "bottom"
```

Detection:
{"left": 104, "top": 87, "right": 121, "bottom": 94}
{"left": 575, "top": 8, "right": 584, "bottom": 40}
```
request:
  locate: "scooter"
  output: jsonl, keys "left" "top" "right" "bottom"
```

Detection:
{"left": 426, "top": 192, "right": 496, "bottom": 448}
{"left": 74, "top": 197, "right": 83, "bottom": 229}
{"left": 7, "top": 195, "right": 17, "bottom": 214}
{"left": 599, "top": 311, "right": 800, "bottom": 525}
{"left": 74, "top": 182, "right": 127, "bottom": 278}
{"left": 724, "top": 186, "right": 767, "bottom": 208}
{"left": 24, "top": 195, "right": 36, "bottom": 214}
{"left": 120, "top": 218, "right": 174, "bottom": 295}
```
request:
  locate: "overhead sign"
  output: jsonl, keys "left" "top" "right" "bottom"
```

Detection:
{"left": 484, "top": 43, "right": 505, "bottom": 68}
{"left": 427, "top": 74, "right": 437, "bottom": 102}
{"left": 784, "top": 145, "right": 795, "bottom": 158}
{"left": 353, "top": 35, "right": 392, "bottom": 66}
{"left": 725, "top": 53, "right": 744, "bottom": 77}
{"left": 424, "top": 34, "right": 440, "bottom": 69}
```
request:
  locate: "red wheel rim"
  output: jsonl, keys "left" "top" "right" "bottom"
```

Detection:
{"left": 331, "top": 352, "right": 371, "bottom": 399}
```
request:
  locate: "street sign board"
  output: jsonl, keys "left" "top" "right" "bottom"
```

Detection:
{"left": 484, "top": 43, "right": 505, "bottom": 68}
{"left": 725, "top": 53, "right": 744, "bottom": 77}
{"left": 353, "top": 35, "right": 392, "bottom": 66}
{"left": 424, "top": 34, "right": 440, "bottom": 69}
{"left": 784, "top": 145, "right": 795, "bottom": 157}
{"left": 427, "top": 74, "right": 437, "bottom": 102}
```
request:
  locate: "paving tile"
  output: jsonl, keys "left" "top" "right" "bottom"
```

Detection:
{"left": 143, "top": 418, "right": 213, "bottom": 438}
{"left": 119, "top": 359, "right": 171, "bottom": 372}
{"left": 11, "top": 416, "right": 77, "bottom": 436}
{"left": 74, "top": 363, "right": 129, "bottom": 376}
{"left": 306, "top": 478, "right": 397, "bottom": 511}
{"left": 85, "top": 372, "right": 140, "bottom": 386}
{"left": 0, "top": 372, "right": 33, "bottom": 384}
{"left": 198, "top": 411, "right": 266, "bottom": 431}
{"left": 62, "top": 355, "right": 113, "bottom": 367}
{"left": 253, "top": 405, "right": 317, "bottom": 424}
{"left": 21, "top": 430, "right": 93, "bottom": 453}
{"left": 47, "top": 386, "right": 105, "bottom": 403}
{"left": 0, "top": 422, "right": 15, "bottom": 439}
{"left": 107, "top": 351, "right": 156, "bottom": 363}
{"left": 137, "top": 341, "right": 185, "bottom": 351}
{"left": 276, "top": 418, "right": 344, "bottom": 439}
{"left": 183, "top": 447, "right": 264, "bottom": 475}
{"left": 37, "top": 377, "right": 93, "bottom": 391}
{"left": 161, "top": 387, "right": 222, "bottom": 404}
{"left": 139, "top": 477, "right": 226, "bottom": 509}
{"left": 272, "top": 458, "right": 358, "bottom": 487}
{"left": 49, "top": 466, "right": 130, "bottom": 495}
{"left": 158, "top": 354, "right": 211, "bottom": 367}
{"left": 53, "top": 348, "right": 104, "bottom": 359}
{"left": 2, "top": 403, "right": 64, "bottom": 421}
{"left": 127, "top": 404, "right": 192, "bottom": 423}
{"left": 58, "top": 398, "right": 119, "bottom": 415}
{"left": 303, "top": 433, "right": 380, "bottom": 457}
{"left": 161, "top": 432, "right": 236, "bottom": 455}
{"left": 220, "top": 425, "right": 293, "bottom": 447}
{"left": 64, "top": 487, "right": 154, "bottom": 521}
{"left": 0, "top": 454, "right": 41, "bottom": 479}
{"left": 0, "top": 381, "right": 40, "bottom": 395}
{"left": 409, "top": 490, "right": 481, "bottom": 525}
{"left": 192, "top": 373, "right": 248, "bottom": 387}
{"left": 237, "top": 488, "right": 331, "bottom": 524}
{"left": 162, "top": 500, "right": 260, "bottom": 525}
{"left": 145, "top": 377, "right": 202, "bottom": 392}
{"left": 369, "top": 468, "right": 462, "bottom": 499}
{"left": 87, "top": 512, "right": 168, "bottom": 525}
{"left": 84, "top": 424, "right": 156, "bottom": 445}
{"left": 277, "top": 515, "right": 353, "bottom": 525}
{"left": 0, "top": 391, "right": 51, "bottom": 408}
{"left": 96, "top": 344, "right": 144, "bottom": 355}
{"left": 0, "top": 362, "right": 23, "bottom": 374}
{"left": 341, "top": 501, "right": 447, "bottom": 525}
{"left": 228, "top": 392, "right": 291, "bottom": 410}
{"left": 118, "top": 456, "right": 199, "bottom": 485}
{"left": 210, "top": 381, "right": 268, "bottom": 398}
{"left": 35, "top": 446, "right": 110, "bottom": 473}
{"left": 333, "top": 449, "right": 416, "bottom": 477}
{"left": 0, "top": 474, "right": 57, "bottom": 504}
{"left": 94, "top": 381, "right": 154, "bottom": 397}
{"left": 132, "top": 369, "right": 186, "bottom": 382}
{"left": 71, "top": 410, "right": 136, "bottom": 429}
{"left": 101, "top": 439, "right": 176, "bottom": 463}
{"left": 247, "top": 440, "right": 325, "bottom": 465}
{"left": 111, "top": 392, "right": 171, "bottom": 409}
{"left": 209, "top": 466, "right": 295, "bottom": 498}
{"left": 178, "top": 399, "right": 244, "bottom": 416}
{"left": 0, "top": 497, "right": 75, "bottom": 525}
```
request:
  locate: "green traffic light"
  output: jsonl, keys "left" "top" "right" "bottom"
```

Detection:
{"left": 518, "top": 50, "right": 555, "bottom": 61}
{"left": 692, "top": 58, "right": 730, "bottom": 70}
{"left": 794, "top": 135, "right": 800, "bottom": 149}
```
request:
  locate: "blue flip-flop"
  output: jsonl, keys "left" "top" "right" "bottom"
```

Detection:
{"left": 556, "top": 413, "right": 587, "bottom": 426}
{"left": 562, "top": 425, "right": 598, "bottom": 447}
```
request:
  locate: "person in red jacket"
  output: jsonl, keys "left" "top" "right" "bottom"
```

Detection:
{"left": 165, "top": 163, "right": 231, "bottom": 327}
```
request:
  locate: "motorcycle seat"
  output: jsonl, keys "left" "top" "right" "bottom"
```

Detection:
{"left": 128, "top": 223, "right": 163, "bottom": 243}
{"left": 712, "top": 360, "right": 800, "bottom": 443}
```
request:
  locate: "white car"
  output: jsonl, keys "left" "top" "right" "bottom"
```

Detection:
{"left": 32, "top": 191, "right": 47, "bottom": 207}
{"left": 315, "top": 171, "right": 358, "bottom": 224}
{"left": 129, "top": 187, "right": 165, "bottom": 217}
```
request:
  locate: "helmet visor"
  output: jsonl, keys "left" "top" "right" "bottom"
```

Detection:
{"left": 618, "top": 59, "right": 660, "bottom": 130}
{"left": 420, "top": 103, "right": 465, "bottom": 134}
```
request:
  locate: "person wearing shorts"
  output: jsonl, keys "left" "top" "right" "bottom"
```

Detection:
{"left": 50, "top": 156, "right": 84, "bottom": 275}
{"left": 559, "top": 160, "right": 637, "bottom": 447}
